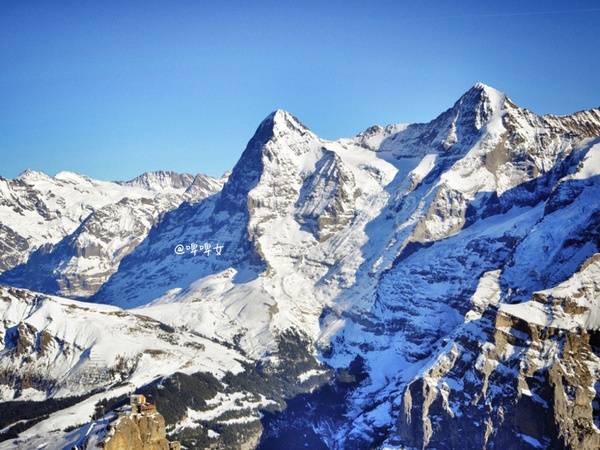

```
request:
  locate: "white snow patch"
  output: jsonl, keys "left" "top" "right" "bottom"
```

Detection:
{"left": 409, "top": 154, "right": 437, "bottom": 183}
{"left": 298, "top": 369, "right": 328, "bottom": 383}
{"left": 571, "top": 140, "right": 600, "bottom": 180}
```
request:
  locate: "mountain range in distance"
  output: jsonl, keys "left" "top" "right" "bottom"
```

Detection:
{"left": 1, "top": 83, "right": 600, "bottom": 449}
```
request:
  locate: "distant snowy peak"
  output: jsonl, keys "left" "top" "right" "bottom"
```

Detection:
{"left": 15, "top": 169, "right": 54, "bottom": 183}
{"left": 341, "top": 83, "right": 508, "bottom": 157}
{"left": 53, "top": 170, "right": 96, "bottom": 185}
{"left": 15, "top": 169, "right": 217, "bottom": 194}
{"left": 121, "top": 170, "right": 196, "bottom": 191}
{"left": 17, "top": 169, "right": 97, "bottom": 186}
{"left": 184, "top": 172, "right": 228, "bottom": 203}
{"left": 348, "top": 123, "right": 409, "bottom": 153}
{"left": 0, "top": 166, "right": 224, "bottom": 296}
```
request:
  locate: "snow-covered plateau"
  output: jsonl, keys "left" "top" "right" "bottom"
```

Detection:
{"left": 1, "top": 83, "right": 600, "bottom": 449}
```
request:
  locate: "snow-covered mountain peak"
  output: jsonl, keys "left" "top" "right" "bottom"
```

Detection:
{"left": 15, "top": 169, "right": 53, "bottom": 183}
{"left": 270, "top": 108, "right": 289, "bottom": 120}
{"left": 121, "top": 170, "right": 195, "bottom": 191}
{"left": 468, "top": 82, "right": 505, "bottom": 102}
{"left": 270, "top": 109, "right": 305, "bottom": 129}
{"left": 219, "top": 110, "right": 320, "bottom": 208}
{"left": 53, "top": 170, "right": 94, "bottom": 185}
{"left": 264, "top": 110, "right": 317, "bottom": 144}
{"left": 452, "top": 82, "right": 508, "bottom": 130}
{"left": 472, "top": 81, "right": 502, "bottom": 95}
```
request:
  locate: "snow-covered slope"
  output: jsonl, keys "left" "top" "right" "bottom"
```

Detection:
{"left": 2, "top": 83, "right": 600, "bottom": 449}
{"left": 0, "top": 284, "right": 261, "bottom": 449}
{"left": 0, "top": 285, "right": 245, "bottom": 402}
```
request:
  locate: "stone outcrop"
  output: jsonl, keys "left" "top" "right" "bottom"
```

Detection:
{"left": 102, "top": 396, "right": 180, "bottom": 450}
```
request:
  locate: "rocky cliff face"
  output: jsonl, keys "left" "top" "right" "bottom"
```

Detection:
{"left": 394, "top": 254, "right": 600, "bottom": 449}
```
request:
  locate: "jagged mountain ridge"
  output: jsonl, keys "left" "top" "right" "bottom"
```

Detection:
{"left": 0, "top": 170, "right": 225, "bottom": 297}
{"left": 1, "top": 83, "right": 600, "bottom": 449}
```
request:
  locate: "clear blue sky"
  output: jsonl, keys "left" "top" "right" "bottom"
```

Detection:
{"left": 1, "top": 1, "right": 599, "bottom": 181}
